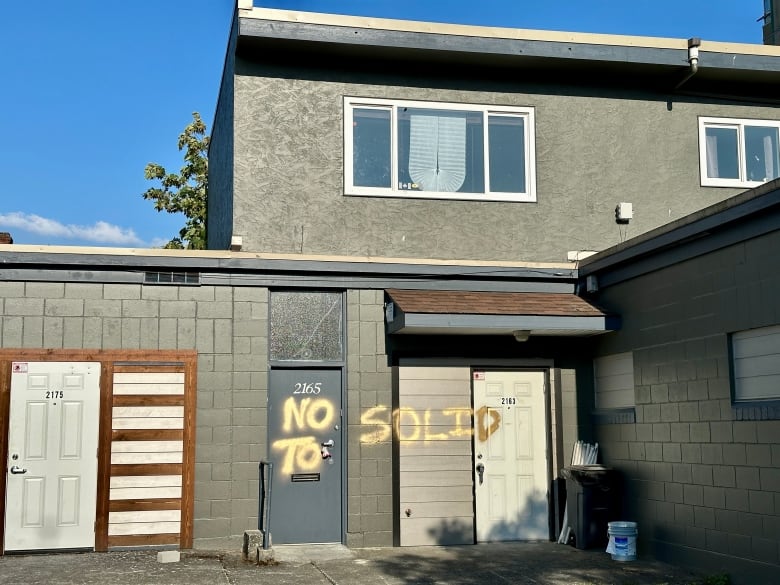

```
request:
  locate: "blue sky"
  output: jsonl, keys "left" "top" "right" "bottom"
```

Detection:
{"left": 0, "top": 1, "right": 768, "bottom": 247}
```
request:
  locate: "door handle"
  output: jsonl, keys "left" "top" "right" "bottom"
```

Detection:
{"left": 476, "top": 462, "right": 485, "bottom": 485}
{"left": 10, "top": 465, "right": 27, "bottom": 475}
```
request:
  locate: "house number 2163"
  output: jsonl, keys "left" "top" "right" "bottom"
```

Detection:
{"left": 293, "top": 382, "right": 322, "bottom": 395}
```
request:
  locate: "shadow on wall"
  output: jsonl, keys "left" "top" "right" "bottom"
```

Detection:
{"left": 425, "top": 490, "right": 550, "bottom": 545}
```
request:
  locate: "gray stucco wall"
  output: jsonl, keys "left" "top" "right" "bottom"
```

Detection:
{"left": 229, "top": 61, "right": 780, "bottom": 262}
{"left": 206, "top": 13, "right": 237, "bottom": 252}
{"left": 590, "top": 231, "right": 780, "bottom": 581}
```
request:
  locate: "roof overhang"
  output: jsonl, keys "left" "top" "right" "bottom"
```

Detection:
{"left": 385, "top": 289, "right": 618, "bottom": 337}
{"left": 236, "top": 7, "right": 780, "bottom": 99}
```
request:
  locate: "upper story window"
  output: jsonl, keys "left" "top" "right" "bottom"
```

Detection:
{"left": 699, "top": 117, "right": 780, "bottom": 188}
{"left": 344, "top": 97, "right": 536, "bottom": 202}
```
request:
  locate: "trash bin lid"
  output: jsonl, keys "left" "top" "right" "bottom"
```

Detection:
{"left": 563, "top": 465, "right": 616, "bottom": 484}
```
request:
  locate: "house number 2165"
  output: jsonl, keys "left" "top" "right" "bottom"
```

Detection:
{"left": 293, "top": 382, "right": 322, "bottom": 395}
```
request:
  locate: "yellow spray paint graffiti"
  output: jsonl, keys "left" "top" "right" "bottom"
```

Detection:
{"left": 359, "top": 405, "right": 499, "bottom": 444}
{"left": 273, "top": 396, "right": 336, "bottom": 474}
{"left": 272, "top": 396, "right": 503, "bottom": 473}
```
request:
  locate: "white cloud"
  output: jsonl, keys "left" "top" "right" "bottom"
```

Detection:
{"left": 0, "top": 211, "right": 149, "bottom": 246}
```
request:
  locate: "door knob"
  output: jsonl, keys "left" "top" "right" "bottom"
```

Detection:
{"left": 476, "top": 462, "right": 485, "bottom": 485}
{"left": 321, "top": 439, "right": 334, "bottom": 447}
{"left": 10, "top": 465, "right": 27, "bottom": 475}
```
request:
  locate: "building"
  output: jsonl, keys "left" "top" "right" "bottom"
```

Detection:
{"left": 763, "top": 0, "right": 780, "bottom": 45}
{"left": 1, "top": 3, "right": 778, "bottom": 582}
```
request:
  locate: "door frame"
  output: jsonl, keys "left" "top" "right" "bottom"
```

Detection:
{"left": 471, "top": 367, "right": 553, "bottom": 542}
{"left": 0, "top": 349, "right": 197, "bottom": 555}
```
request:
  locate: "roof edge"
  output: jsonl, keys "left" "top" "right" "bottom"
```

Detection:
{"left": 241, "top": 7, "right": 780, "bottom": 57}
{"left": 0, "top": 244, "right": 573, "bottom": 271}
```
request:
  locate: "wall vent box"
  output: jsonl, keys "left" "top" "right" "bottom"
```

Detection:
{"left": 616, "top": 202, "right": 633, "bottom": 220}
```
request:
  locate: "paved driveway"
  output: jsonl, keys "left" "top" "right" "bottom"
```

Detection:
{"left": 0, "top": 542, "right": 707, "bottom": 585}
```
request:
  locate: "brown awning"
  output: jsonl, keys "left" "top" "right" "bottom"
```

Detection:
{"left": 385, "top": 289, "right": 617, "bottom": 336}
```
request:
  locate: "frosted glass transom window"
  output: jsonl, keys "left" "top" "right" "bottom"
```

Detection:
{"left": 345, "top": 97, "right": 535, "bottom": 202}
{"left": 270, "top": 291, "right": 344, "bottom": 362}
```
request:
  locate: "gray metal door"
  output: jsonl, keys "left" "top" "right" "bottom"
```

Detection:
{"left": 268, "top": 369, "right": 342, "bottom": 543}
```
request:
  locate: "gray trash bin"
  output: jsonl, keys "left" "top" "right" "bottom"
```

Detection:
{"left": 562, "top": 465, "right": 621, "bottom": 550}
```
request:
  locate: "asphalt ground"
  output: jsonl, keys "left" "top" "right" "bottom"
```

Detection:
{"left": 0, "top": 541, "right": 708, "bottom": 585}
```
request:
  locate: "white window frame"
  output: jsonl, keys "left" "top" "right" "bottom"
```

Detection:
{"left": 698, "top": 116, "right": 780, "bottom": 188}
{"left": 344, "top": 97, "right": 536, "bottom": 202}
{"left": 593, "top": 352, "right": 635, "bottom": 410}
{"left": 732, "top": 324, "right": 780, "bottom": 402}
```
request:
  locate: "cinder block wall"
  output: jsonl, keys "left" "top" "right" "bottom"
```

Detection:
{"left": 346, "top": 289, "right": 394, "bottom": 547}
{"left": 0, "top": 281, "right": 269, "bottom": 547}
{"left": 592, "top": 231, "right": 780, "bottom": 579}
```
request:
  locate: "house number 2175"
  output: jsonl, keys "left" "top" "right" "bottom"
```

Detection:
{"left": 293, "top": 382, "right": 322, "bottom": 395}
{"left": 46, "top": 390, "right": 64, "bottom": 399}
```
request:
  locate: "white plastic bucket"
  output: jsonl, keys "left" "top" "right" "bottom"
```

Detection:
{"left": 607, "top": 521, "right": 638, "bottom": 562}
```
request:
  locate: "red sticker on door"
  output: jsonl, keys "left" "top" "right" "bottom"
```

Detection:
{"left": 12, "top": 362, "right": 28, "bottom": 373}
{"left": 473, "top": 371, "right": 485, "bottom": 380}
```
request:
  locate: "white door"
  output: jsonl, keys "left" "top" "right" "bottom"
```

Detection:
{"left": 5, "top": 362, "right": 101, "bottom": 551}
{"left": 473, "top": 370, "right": 548, "bottom": 541}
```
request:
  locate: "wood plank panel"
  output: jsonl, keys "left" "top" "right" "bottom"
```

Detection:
{"left": 110, "top": 475, "right": 182, "bottom": 489}
{"left": 399, "top": 516, "right": 474, "bottom": 546}
{"left": 398, "top": 367, "right": 471, "bottom": 381}
{"left": 111, "top": 452, "right": 183, "bottom": 465}
{"left": 111, "top": 464, "right": 183, "bottom": 477}
{"left": 398, "top": 366, "right": 474, "bottom": 547}
{"left": 95, "top": 360, "right": 114, "bottom": 552}
{"left": 112, "top": 383, "right": 185, "bottom": 396}
{"left": 180, "top": 356, "right": 197, "bottom": 549}
{"left": 399, "top": 455, "right": 472, "bottom": 472}
{"left": 112, "top": 418, "right": 184, "bottom": 430}
{"left": 109, "top": 499, "right": 181, "bottom": 512}
{"left": 400, "top": 470, "right": 472, "bottom": 487}
{"left": 110, "top": 487, "right": 182, "bottom": 500}
{"left": 112, "top": 441, "right": 183, "bottom": 453}
{"left": 107, "top": 534, "right": 179, "bottom": 547}
{"left": 109, "top": 510, "right": 181, "bottom": 524}
{"left": 400, "top": 486, "right": 473, "bottom": 502}
{"left": 108, "top": 521, "right": 181, "bottom": 536}
{"left": 113, "top": 406, "right": 184, "bottom": 418}
{"left": 399, "top": 501, "right": 474, "bottom": 518}
{"left": 113, "top": 372, "right": 185, "bottom": 382}
{"left": 113, "top": 395, "right": 184, "bottom": 407}
{"left": 398, "top": 440, "right": 472, "bottom": 455}
{"left": 112, "top": 429, "right": 183, "bottom": 441}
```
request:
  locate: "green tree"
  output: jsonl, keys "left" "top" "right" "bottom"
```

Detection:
{"left": 143, "top": 112, "right": 209, "bottom": 249}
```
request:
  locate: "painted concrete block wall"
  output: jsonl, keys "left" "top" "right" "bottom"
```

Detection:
{"left": 0, "top": 281, "right": 269, "bottom": 547}
{"left": 230, "top": 62, "right": 780, "bottom": 263}
{"left": 591, "top": 231, "right": 780, "bottom": 578}
{"left": 346, "top": 289, "right": 394, "bottom": 547}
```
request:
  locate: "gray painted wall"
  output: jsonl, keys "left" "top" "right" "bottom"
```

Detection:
{"left": 590, "top": 230, "right": 780, "bottom": 581}
{"left": 225, "top": 61, "right": 780, "bottom": 262}
{"left": 0, "top": 281, "right": 394, "bottom": 549}
{"left": 206, "top": 13, "right": 237, "bottom": 252}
